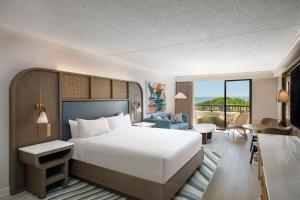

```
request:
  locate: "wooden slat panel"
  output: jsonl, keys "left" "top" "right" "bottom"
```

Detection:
{"left": 112, "top": 80, "right": 128, "bottom": 99}
{"left": 176, "top": 82, "right": 193, "bottom": 128}
{"left": 10, "top": 70, "right": 60, "bottom": 194}
{"left": 91, "top": 77, "right": 111, "bottom": 99}
{"left": 61, "top": 74, "right": 90, "bottom": 99}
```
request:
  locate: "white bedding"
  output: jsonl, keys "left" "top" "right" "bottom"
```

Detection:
{"left": 69, "top": 127, "right": 202, "bottom": 184}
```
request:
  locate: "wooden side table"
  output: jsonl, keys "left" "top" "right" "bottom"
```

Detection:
{"left": 19, "top": 140, "right": 74, "bottom": 198}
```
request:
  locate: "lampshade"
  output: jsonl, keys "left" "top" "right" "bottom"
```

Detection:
{"left": 277, "top": 89, "right": 289, "bottom": 103}
{"left": 175, "top": 92, "right": 187, "bottom": 99}
{"left": 36, "top": 111, "right": 49, "bottom": 124}
{"left": 137, "top": 107, "right": 142, "bottom": 112}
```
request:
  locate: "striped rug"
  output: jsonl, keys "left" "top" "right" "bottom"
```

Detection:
{"left": 45, "top": 150, "right": 221, "bottom": 200}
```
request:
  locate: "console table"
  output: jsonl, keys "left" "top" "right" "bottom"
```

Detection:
{"left": 258, "top": 134, "right": 300, "bottom": 200}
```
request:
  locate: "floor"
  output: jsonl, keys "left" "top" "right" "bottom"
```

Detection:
{"left": 1, "top": 131, "right": 260, "bottom": 200}
{"left": 203, "top": 130, "right": 260, "bottom": 200}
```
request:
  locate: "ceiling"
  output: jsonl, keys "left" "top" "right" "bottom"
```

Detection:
{"left": 0, "top": 0, "right": 299, "bottom": 76}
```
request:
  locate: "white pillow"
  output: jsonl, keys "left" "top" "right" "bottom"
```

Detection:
{"left": 77, "top": 118, "right": 110, "bottom": 138}
{"left": 69, "top": 119, "right": 80, "bottom": 138}
{"left": 107, "top": 114, "right": 132, "bottom": 132}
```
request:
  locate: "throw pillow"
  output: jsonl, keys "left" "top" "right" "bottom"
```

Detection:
{"left": 175, "top": 114, "right": 184, "bottom": 123}
{"left": 170, "top": 113, "right": 177, "bottom": 124}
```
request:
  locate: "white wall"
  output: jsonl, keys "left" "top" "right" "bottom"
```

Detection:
{"left": 0, "top": 31, "right": 175, "bottom": 192}
{"left": 252, "top": 78, "right": 279, "bottom": 123}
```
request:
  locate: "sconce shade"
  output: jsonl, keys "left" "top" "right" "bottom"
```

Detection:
{"left": 277, "top": 89, "right": 289, "bottom": 103}
{"left": 175, "top": 92, "right": 187, "bottom": 99}
{"left": 137, "top": 107, "right": 142, "bottom": 112}
{"left": 133, "top": 101, "right": 142, "bottom": 112}
{"left": 36, "top": 111, "right": 49, "bottom": 124}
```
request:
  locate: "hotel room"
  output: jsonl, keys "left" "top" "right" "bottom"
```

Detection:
{"left": 0, "top": 1, "right": 299, "bottom": 200}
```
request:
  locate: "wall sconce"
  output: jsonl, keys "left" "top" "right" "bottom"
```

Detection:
{"left": 133, "top": 101, "right": 142, "bottom": 112}
{"left": 277, "top": 88, "right": 289, "bottom": 103}
{"left": 35, "top": 103, "right": 48, "bottom": 124}
{"left": 35, "top": 89, "right": 51, "bottom": 137}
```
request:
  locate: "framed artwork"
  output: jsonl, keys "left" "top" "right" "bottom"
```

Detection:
{"left": 146, "top": 81, "right": 166, "bottom": 113}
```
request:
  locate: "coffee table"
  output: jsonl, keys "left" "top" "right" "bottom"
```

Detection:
{"left": 194, "top": 124, "right": 217, "bottom": 144}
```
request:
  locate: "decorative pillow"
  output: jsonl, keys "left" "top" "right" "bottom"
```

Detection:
{"left": 107, "top": 114, "right": 132, "bottom": 132}
{"left": 170, "top": 113, "right": 177, "bottom": 124}
{"left": 69, "top": 120, "right": 80, "bottom": 138}
{"left": 175, "top": 114, "right": 184, "bottom": 123}
{"left": 77, "top": 118, "right": 110, "bottom": 138}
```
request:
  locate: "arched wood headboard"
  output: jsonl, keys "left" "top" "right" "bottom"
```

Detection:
{"left": 9, "top": 68, "right": 143, "bottom": 195}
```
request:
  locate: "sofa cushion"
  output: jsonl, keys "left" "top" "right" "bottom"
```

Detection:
{"left": 175, "top": 114, "right": 184, "bottom": 123}
{"left": 151, "top": 112, "right": 162, "bottom": 119}
{"left": 161, "top": 115, "right": 169, "bottom": 120}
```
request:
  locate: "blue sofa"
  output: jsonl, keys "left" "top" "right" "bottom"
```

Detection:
{"left": 144, "top": 112, "right": 189, "bottom": 130}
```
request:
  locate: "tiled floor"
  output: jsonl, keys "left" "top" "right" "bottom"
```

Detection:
{"left": 1, "top": 131, "right": 260, "bottom": 200}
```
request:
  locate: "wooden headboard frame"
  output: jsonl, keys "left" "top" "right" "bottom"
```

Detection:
{"left": 9, "top": 68, "right": 143, "bottom": 195}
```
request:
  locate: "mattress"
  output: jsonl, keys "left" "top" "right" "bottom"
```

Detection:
{"left": 69, "top": 127, "right": 202, "bottom": 184}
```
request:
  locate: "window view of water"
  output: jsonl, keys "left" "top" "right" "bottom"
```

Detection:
{"left": 194, "top": 80, "right": 251, "bottom": 129}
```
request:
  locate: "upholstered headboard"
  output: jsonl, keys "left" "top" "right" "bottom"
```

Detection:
{"left": 62, "top": 100, "right": 129, "bottom": 141}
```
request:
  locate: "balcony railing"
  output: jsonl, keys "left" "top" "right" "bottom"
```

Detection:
{"left": 195, "top": 104, "right": 250, "bottom": 112}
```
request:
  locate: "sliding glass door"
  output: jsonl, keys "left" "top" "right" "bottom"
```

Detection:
{"left": 194, "top": 80, "right": 225, "bottom": 129}
{"left": 194, "top": 79, "right": 251, "bottom": 129}
{"left": 225, "top": 80, "right": 251, "bottom": 129}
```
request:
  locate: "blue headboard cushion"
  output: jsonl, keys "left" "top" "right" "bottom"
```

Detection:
{"left": 61, "top": 100, "right": 129, "bottom": 141}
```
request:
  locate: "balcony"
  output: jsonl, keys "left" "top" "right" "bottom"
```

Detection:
{"left": 194, "top": 104, "right": 250, "bottom": 129}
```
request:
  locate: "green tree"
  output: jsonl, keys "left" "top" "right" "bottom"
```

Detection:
{"left": 196, "top": 97, "right": 249, "bottom": 106}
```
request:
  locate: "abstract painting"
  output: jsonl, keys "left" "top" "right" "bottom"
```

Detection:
{"left": 146, "top": 81, "right": 166, "bottom": 113}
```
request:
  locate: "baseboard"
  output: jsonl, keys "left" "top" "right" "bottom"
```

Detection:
{"left": 0, "top": 186, "right": 9, "bottom": 198}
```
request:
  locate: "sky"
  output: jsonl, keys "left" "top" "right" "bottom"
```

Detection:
{"left": 194, "top": 80, "right": 250, "bottom": 97}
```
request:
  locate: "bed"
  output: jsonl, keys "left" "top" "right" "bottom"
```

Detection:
{"left": 69, "top": 126, "right": 202, "bottom": 184}
{"left": 62, "top": 101, "right": 204, "bottom": 200}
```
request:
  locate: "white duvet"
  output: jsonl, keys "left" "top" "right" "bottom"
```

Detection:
{"left": 69, "top": 127, "right": 202, "bottom": 184}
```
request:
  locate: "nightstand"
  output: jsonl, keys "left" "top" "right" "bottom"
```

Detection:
{"left": 19, "top": 140, "right": 74, "bottom": 198}
{"left": 132, "top": 122, "right": 156, "bottom": 128}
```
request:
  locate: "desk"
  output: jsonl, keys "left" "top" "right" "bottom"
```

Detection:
{"left": 258, "top": 134, "right": 300, "bottom": 200}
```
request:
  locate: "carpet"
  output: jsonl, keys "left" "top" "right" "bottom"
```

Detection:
{"left": 45, "top": 149, "right": 221, "bottom": 200}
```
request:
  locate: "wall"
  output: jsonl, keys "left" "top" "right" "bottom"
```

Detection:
{"left": 0, "top": 31, "right": 175, "bottom": 194}
{"left": 252, "top": 78, "right": 279, "bottom": 123}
